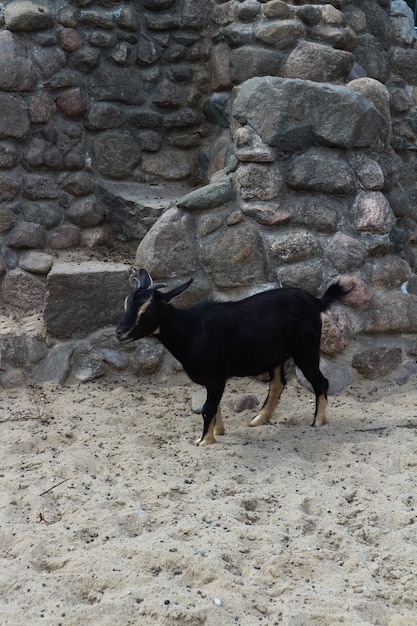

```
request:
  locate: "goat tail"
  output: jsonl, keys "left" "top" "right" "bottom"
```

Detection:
{"left": 319, "top": 281, "right": 351, "bottom": 313}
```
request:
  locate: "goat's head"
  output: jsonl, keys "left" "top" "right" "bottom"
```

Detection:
{"left": 116, "top": 268, "right": 193, "bottom": 343}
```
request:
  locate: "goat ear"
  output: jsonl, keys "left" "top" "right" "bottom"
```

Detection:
{"left": 138, "top": 268, "right": 152, "bottom": 290}
{"left": 161, "top": 278, "right": 193, "bottom": 302}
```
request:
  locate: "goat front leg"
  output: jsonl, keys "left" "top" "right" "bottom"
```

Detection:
{"left": 249, "top": 365, "right": 285, "bottom": 427}
{"left": 196, "top": 381, "right": 225, "bottom": 446}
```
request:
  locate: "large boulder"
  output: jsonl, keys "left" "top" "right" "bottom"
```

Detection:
{"left": 44, "top": 262, "right": 131, "bottom": 338}
{"left": 232, "top": 76, "right": 389, "bottom": 151}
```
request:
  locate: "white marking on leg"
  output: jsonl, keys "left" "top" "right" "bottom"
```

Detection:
{"left": 214, "top": 405, "right": 225, "bottom": 436}
{"left": 197, "top": 417, "right": 216, "bottom": 446}
{"left": 249, "top": 366, "right": 283, "bottom": 427}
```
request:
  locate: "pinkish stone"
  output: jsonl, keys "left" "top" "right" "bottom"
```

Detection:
{"left": 59, "top": 28, "right": 83, "bottom": 52}
{"left": 80, "top": 227, "right": 110, "bottom": 249}
{"left": 26, "top": 93, "right": 57, "bottom": 124}
{"left": 321, "top": 308, "right": 353, "bottom": 354}
{"left": 340, "top": 275, "right": 373, "bottom": 309}
{"left": 48, "top": 224, "right": 79, "bottom": 249}
{"left": 56, "top": 88, "right": 85, "bottom": 118}
{"left": 351, "top": 191, "right": 395, "bottom": 234}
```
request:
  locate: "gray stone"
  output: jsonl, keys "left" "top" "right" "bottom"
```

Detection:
{"left": 131, "top": 338, "right": 165, "bottom": 374}
{"left": 392, "top": 47, "right": 417, "bottom": 85}
{"left": 27, "top": 337, "right": 48, "bottom": 363}
{"left": 351, "top": 192, "right": 396, "bottom": 235}
{"left": 32, "top": 342, "right": 74, "bottom": 383}
{"left": 142, "top": 0, "right": 177, "bottom": 9}
{"left": 362, "top": 293, "right": 417, "bottom": 333}
{"left": 203, "top": 93, "right": 230, "bottom": 128}
{"left": 255, "top": 19, "right": 306, "bottom": 49}
{"left": 7, "top": 221, "right": 45, "bottom": 249}
{"left": 210, "top": 43, "right": 232, "bottom": 92}
{"left": 0, "top": 209, "right": 14, "bottom": 234}
{"left": 5, "top": 2, "right": 53, "bottom": 31}
{"left": 19, "top": 251, "right": 53, "bottom": 274}
{"left": 234, "top": 126, "right": 275, "bottom": 163}
{"left": 192, "top": 389, "right": 206, "bottom": 413}
{"left": 140, "top": 148, "right": 192, "bottom": 180}
{"left": 22, "top": 175, "right": 59, "bottom": 200}
{"left": 23, "top": 119, "right": 85, "bottom": 171}
{"left": 291, "top": 195, "right": 339, "bottom": 233}
{"left": 71, "top": 345, "right": 106, "bottom": 382}
{"left": 282, "top": 41, "right": 354, "bottom": 82}
{"left": 223, "top": 23, "right": 254, "bottom": 48}
{"left": 235, "top": 163, "right": 283, "bottom": 200}
{"left": 352, "top": 347, "right": 403, "bottom": 379}
{"left": 232, "top": 77, "right": 388, "bottom": 152}
{"left": 44, "top": 262, "right": 131, "bottom": 338}
{"left": 33, "top": 47, "right": 66, "bottom": 80}
{"left": 0, "top": 334, "right": 27, "bottom": 368}
{"left": 363, "top": 256, "right": 411, "bottom": 289}
{"left": 270, "top": 230, "right": 320, "bottom": 263}
{"left": 177, "top": 180, "right": 235, "bottom": 211}
{"left": 182, "top": 0, "right": 212, "bottom": 28}
{"left": 0, "top": 94, "right": 30, "bottom": 140}
{"left": 48, "top": 225, "right": 80, "bottom": 250}
{"left": 228, "top": 393, "right": 259, "bottom": 413}
{"left": 135, "top": 207, "right": 196, "bottom": 279}
{"left": 230, "top": 46, "right": 283, "bottom": 84}
{"left": 85, "top": 102, "right": 123, "bottom": 130}
{"left": 0, "top": 142, "right": 18, "bottom": 168}
{"left": 0, "top": 175, "right": 19, "bottom": 201}
{"left": 96, "top": 180, "right": 188, "bottom": 243}
{"left": 354, "top": 34, "right": 391, "bottom": 83}
{"left": 116, "top": 6, "right": 139, "bottom": 30}
{"left": 0, "top": 369, "right": 26, "bottom": 389}
{"left": 100, "top": 348, "right": 129, "bottom": 371}
{"left": 287, "top": 148, "right": 356, "bottom": 194}
{"left": 297, "top": 358, "right": 353, "bottom": 395}
{"left": 67, "top": 197, "right": 105, "bottom": 227}
{"left": 93, "top": 131, "right": 141, "bottom": 179}
{"left": 61, "top": 172, "right": 94, "bottom": 197}
{"left": 325, "top": 233, "right": 367, "bottom": 273}
{"left": 349, "top": 154, "right": 384, "bottom": 190}
{"left": 0, "top": 31, "right": 37, "bottom": 91}
{"left": 21, "top": 203, "right": 62, "bottom": 229}
{"left": 347, "top": 78, "right": 391, "bottom": 130}
{"left": 2, "top": 269, "right": 46, "bottom": 313}
{"left": 241, "top": 202, "right": 292, "bottom": 227}
{"left": 277, "top": 262, "right": 323, "bottom": 292}
{"left": 89, "top": 65, "right": 144, "bottom": 103}
{"left": 201, "top": 222, "right": 269, "bottom": 288}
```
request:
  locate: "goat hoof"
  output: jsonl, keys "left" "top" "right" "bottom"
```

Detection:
{"left": 311, "top": 417, "right": 327, "bottom": 427}
{"left": 249, "top": 414, "right": 268, "bottom": 427}
{"left": 196, "top": 435, "right": 216, "bottom": 446}
{"left": 214, "top": 427, "right": 225, "bottom": 436}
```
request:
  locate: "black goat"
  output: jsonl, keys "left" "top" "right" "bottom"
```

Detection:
{"left": 116, "top": 269, "right": 350, "bottom": 446}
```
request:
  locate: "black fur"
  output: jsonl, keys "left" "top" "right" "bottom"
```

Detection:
{"left": 116, "top": 270, "right": 350, "bottom": 445}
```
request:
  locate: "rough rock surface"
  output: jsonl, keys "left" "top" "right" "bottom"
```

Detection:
{"left": 0, "top": 1, "right": 417, "bottom": 387}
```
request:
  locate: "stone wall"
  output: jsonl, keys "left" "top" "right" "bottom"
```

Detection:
{"left": 1, "top": 0, "right": 417, "bottom": 387}
{"left": 136, "top": 0, "right": 417, "bottom": 385}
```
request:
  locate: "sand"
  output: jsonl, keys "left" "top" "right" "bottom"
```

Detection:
{"left": 1, "top": 367, "right": 417, "bottom": 626}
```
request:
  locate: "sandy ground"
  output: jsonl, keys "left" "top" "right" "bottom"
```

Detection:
{"left": 1, "top": 366, "right": 417, "bottom": 626}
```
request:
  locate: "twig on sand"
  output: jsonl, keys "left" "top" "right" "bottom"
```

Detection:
{"left": 39, "top": 478, "right": 70, "bottom": 497}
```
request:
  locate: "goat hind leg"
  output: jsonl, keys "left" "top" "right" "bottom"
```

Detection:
{"left": 312, "top": 376, "right": 329, "bottom": 426}
{"left": 296, "top": 358, "right": 329, "bottom": 426}
{"left": 249, "top": 365, "right": 284, "bottom": 427}
{"left": 196, "top": 381, "right": 225, "bottom": 446}
{"left": 214, "top": 405, "right": 225, "bottom": 436}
